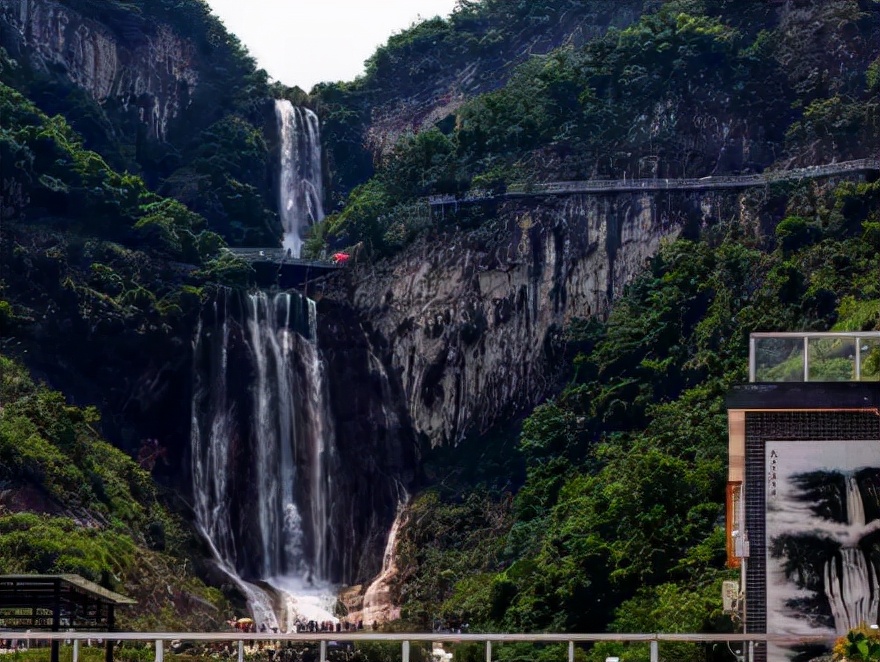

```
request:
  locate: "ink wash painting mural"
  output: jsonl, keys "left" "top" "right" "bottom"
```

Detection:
{"left": 766, "top": 440, "right": 880, "bottom": 661}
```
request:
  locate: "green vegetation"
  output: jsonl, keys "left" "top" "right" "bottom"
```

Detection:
{"left": 0, "top": 80, "right": 251, "bottom": 338}
{"left": 2, "top": 0, "right": 280, "bottom": 246}
{"left": 315, "top": 0, "right": 880, "bottom": 257}
{"left": 0, "top": 354, "right": 229, "bottom": 630}
{"left": 834, "top": 626, "right": 880, "bottom": 662}
{"left": 4, "top": 0, "right": 880, "bottom": 651}
{"left": 395, "top": 174, "right": 880, "bottom": 659}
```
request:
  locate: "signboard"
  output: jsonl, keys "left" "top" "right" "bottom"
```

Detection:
{"left": 766, "top": 440, "right": 880, "bottom": 661}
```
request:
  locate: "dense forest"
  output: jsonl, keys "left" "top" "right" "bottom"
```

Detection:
{"left": 1, "top": 0, "right": 880, "bottom": 659}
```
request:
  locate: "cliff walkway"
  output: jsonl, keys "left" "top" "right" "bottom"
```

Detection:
{"left": 427, "top": 157, "right": 880, "bottom": 207}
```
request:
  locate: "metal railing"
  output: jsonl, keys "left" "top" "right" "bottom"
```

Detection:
{"left": 6, "top": 631, "right": 839, "bottom": 662}
{"left": 428, "top": 158, "right": 880, "bottom": 206}
{"left": 749, "top": 332, "right": 880, "bottom": 382}
{"left": 223, "top": 248, "right": 340, "bottom": 268}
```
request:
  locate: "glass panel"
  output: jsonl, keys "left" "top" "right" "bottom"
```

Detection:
{"left": 860, "top": 338, "right": 880, "bottom": 381}
{"left": 754, "top": 337, "right": 805, "bottom": 382}
{"left": 808, "top": 336, "right": 857, "bottom": 381}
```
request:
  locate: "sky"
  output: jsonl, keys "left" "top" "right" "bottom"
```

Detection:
{"left": 206, "top": 0, "right": 460, "bottom": 91}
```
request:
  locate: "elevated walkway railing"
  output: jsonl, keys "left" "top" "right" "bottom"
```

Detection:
{"left": 8, "top": 630, "right": 836, "bottom": 662}
{"left": 428, "top": 158, "right": 880, "bottom": 206}
{"left": 749, "top": 331, "right": 880, "bottom": 382}
{"left": 223, "top": 248, "right": 340, "bottom": 269}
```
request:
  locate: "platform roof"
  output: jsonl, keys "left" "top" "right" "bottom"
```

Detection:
{"left": 0, "top": 574, "right": 135, "bottom": 631}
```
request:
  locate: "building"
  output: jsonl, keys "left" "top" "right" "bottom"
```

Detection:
{"left": 727, "top": 332, "right": 880, "bottom": 661}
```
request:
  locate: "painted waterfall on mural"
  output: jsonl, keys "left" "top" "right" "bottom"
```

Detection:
{"left": 766, "top": 440, "right": 880, "bottom": 661}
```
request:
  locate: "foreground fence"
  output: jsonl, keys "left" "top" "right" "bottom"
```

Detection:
{"left": 5, "top": 631, "right": 837, "bottom": 662}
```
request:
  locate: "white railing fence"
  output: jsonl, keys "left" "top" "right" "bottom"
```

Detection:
{"left": 5, "top": 631, "right": 837, "bottom": 662}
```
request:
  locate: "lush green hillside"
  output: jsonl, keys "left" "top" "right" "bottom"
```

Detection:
{"left": 0, "top": 72, "right": 250, "bottom": 466}
{"left": 1, "top": 0, "right": 285, "bottom": 245}
{"left": 313, "top": 0, "right": 652, "bottom": 206}
{"left": 2, "top": 0, "right": 880, "bottom": 651}
{"left": 314, "top": 0, "right": 880, "bottom": 258}
{"left": 0, "top": 354, "right": 230, "bottom": 630}
{"left": 393, "top": 176, "right": 880, "bottom": 659}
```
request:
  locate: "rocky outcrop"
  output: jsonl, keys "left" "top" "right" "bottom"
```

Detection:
{"left": 348, "top": 190, "right": 737, "bottom": 446}
{"left": 361, "top": 0, "right": 651, "bottom": 157}
{"left": 0, "top": 0, "right": 198, "bottom": 140}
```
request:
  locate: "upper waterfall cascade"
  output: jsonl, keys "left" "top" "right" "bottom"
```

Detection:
{"left": 191, "top": 290, "right": 338, "bottom": 629}
{"left": 276, "top": 100, "right": 325, "bottom": 259}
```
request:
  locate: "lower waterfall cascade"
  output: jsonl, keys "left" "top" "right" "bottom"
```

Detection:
{"left": 823, "top": 474, "right": 880, "bottom": 633}
{"left": 190, "top": 289, "right": 341, "bottom": 630}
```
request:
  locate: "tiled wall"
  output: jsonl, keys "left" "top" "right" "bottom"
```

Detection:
{"left": 744, "top": 411, "right": 880, "bottom": 662}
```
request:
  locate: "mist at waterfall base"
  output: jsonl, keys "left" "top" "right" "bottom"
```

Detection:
{"left": 275, "top": 100, "right": 325, "bottom": 259}
{"left": 190, "top": 290, "right": 341, "bottom": 629}
{"left": 766, "top": 440, "right": 880, "bottom": 661}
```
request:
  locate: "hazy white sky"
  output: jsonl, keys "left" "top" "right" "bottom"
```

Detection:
{"left": 207, "top": 0, "right": 459, "bottom": 91}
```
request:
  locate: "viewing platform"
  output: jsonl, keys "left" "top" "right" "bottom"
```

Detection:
{"left": 225, "top": 247, "right": 341, "bottom": 270}
{"left": 224, "top": 248, "right": 341, "bottom": 289}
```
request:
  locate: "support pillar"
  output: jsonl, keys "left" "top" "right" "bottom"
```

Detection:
{"left": 105, "top": 606, "right": 115, "bottom": 662}
{"left": 155, "top": 640, "right": 164, "bottom": 662}
{"left": 402, "top": 640, "right": 410, "bottom": 662}
{"left": 73, "top": 639, "right": 80, "bottom": 662}
{"left": 650, "top": 639, "right": 658, "bottom": 662}
{"left": 51, "top": 579, "right": 61, "bottom": 662}
{"left": 238, "top": 640, "right": 244, "bottom": 662}
{"left": 486, "top": 640, "right": 492, "bottom": 662}
{"left": 568, "top": 641, "right": 574, "bottom": 662}
{"left": 320, "top": 641, "right": 327, "bottom": 662}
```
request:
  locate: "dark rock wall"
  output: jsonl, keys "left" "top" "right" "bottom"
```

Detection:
{"left": 0, "top": 0, "right": 199, "bottom": 140}
{"left": 347, "top": 190, "right": 742, "bottom": 446}
{"left": 317, "top": 300, "right": 418, "bottom": 583}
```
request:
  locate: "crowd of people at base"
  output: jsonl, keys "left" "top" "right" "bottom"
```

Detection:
{"left": 229, "top": 617, "right": 378, "bottom": 635}
{"left": 287, "top": 620, "right": 367, "bottom": 634}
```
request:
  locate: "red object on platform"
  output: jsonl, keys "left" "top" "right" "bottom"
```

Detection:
{"left": 331, "top": 252, "right": 351, "bottom": 264}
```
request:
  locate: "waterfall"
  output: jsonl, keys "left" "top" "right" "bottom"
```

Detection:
{"left": 360, "top": 498, "right": 408, "bottom": 627}
{"left": 191, "top": 289, "right": 338, "bottom": 629}
{"left": 824, "top": 474, "right": 880, "bottom": 632}
{"left": 275, "top": 100, "right": 325, "bottom": 259}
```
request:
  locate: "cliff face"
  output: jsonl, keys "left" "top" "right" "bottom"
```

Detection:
{"left": 0, "top": 0, "right": 198, "bottom": 140}
{"left": 348, "top": 190, "right": 737, "bottom": 446}
{"left": 361, "top": 1, "right": 652, "bottom": 158}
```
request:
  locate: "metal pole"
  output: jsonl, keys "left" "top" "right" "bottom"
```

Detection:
{"left": 856, "top": 337, "right": 862, "bottom": 381}
{"left": 402, "top": 640, "right": 410, "bottom": 662}
{"left": 748, "top": 336, "right": 756, "bottom": 382}
{"left": 320, "top": 640, "right": 327, "bottom": 662}
{"left": 803, "top": 336, "right": 810, "bottom": 381}
{"left": 650, "top": 639, "right": 659, "bottom": 662}
{"left": 486, "top": 640, "right": 492, "bottom": 662}
{"left": 155, "top": 640, "right": 163, "bottom": 662}
{"left": 748, "top": 640, "right": 754, "bottom": 662}
{"left": 568, "top": 640, "right": 575, "bottom": 662}
{"left": 237, "top": 640, "right": 243, "bottom": 662}
{"left": 73, "top": 639, "right": 79, "bottom": 662}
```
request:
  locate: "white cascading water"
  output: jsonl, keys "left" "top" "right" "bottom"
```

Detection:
{"left": 824, "top": 474, "right": 880, "bottom": 632}
{"left": 361, "top": 498, "right": 408, "bottom": 626}
{"left": 275, "top": 100, "right": 325, "bottom": 258}
{"left": 191, "top": 290, "right": 338, "bottom": 630}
